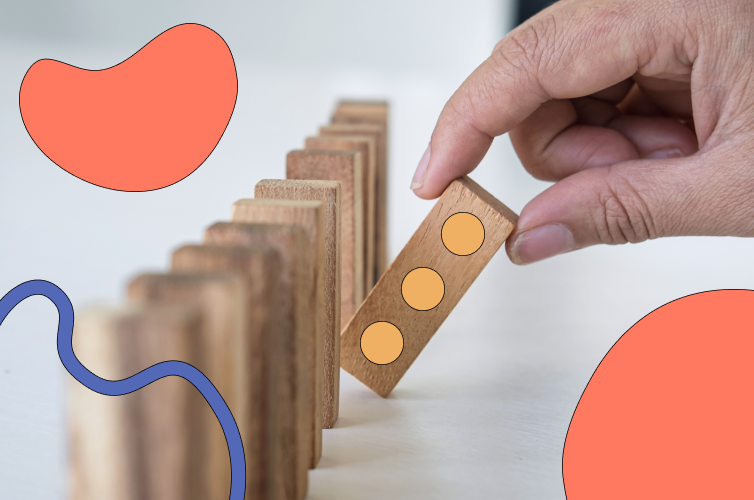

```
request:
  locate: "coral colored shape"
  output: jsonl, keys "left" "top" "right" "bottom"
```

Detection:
{"left": 563, "top": 290, "right": 754, "bottom": 499}
{"left": 19, "top": 24, "right": 237, "bottom": 191}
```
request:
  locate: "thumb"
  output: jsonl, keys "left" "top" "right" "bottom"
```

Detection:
{"left": 505, "top": 149, "right": 754, "bottom": 264}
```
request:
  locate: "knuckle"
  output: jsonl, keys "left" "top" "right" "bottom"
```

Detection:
{"left": 491, "top": 14, "right": 559, "bottom": 91}
{"left": 442, "top": 86, "right": 484, "bottom": 136}
{"left": 590, "top": 171, "right": 660, "bottom": 245}
{"left": 691, "top": 148, "right": 754, "bottom": 236}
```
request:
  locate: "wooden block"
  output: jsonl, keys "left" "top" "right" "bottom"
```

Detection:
{"left": 229, "top": 199, "right": 325, "bottom": 464}
{"left": 340, "top": 176, "right": 518, "bottom": 397}
{"left": 332, "top": 100, "right": 389, "bottom": 126}
{"left": 331, "top": 101, "right": 389, "bottom": 283}
{"left": 127, "top": 272, "right": 246, "bottom": 500}
{"left": 200, "top": 224, "right": 309, "bottom": 500}
{"left": 170, "top": 244, "right": 284, "bottom": 500}
{"left": 320, "top": 123, "right": 387, "bottom": 286}
{"left": 286, "top": 150, "right": 363, "bottom": 329}
{"left": 253, "top": 180, "right": 342, "bottom": 429}
{"left": 305, "top": 135, "right": 376, "bottom": 294}
{"left": 69, "top": 304, "right": 206, "bottom": 500}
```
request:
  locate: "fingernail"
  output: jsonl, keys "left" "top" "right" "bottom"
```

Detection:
{"left": 509, "top": 224, "right": 575, "bottom": 265}
{"left": 411, "top": 144, "right": 431, "bottom": 190}
{"left": 645, "top": 148, "right": 684, "bottom": 160}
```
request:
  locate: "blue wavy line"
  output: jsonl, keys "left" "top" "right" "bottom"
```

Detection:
{"left": 0, "top": 280, "right": 246, "bottom": 500}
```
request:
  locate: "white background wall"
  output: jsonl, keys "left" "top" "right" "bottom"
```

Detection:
{"left": 0, "top": 0, "right": 509, "bottom": 72}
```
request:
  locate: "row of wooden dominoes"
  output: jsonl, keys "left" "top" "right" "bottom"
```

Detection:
{"left": 69, "top": 101, "right": 389, "bottom": 500}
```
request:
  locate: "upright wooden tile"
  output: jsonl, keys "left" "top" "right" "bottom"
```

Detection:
{"left": 305, "top": 135, "right": 376, "bottom": 293}
{"left": 331, "top": 102, "right": 389, "bottom": 281}
{"left": 322, "top": 121, "right": 387, "bottom": 284}
{"left": 253, "top": 180, "right": 342, "bottom": 429}
{"left": 229, "top": 200, "right": 324, "bottom": 465}
{"left": 201, "top": 224, "right": 309, "bottom": 500}
{"left": 170, "top": 245, "right": 284, "bottom": 500}
{"left": 286, "top": 150, "right": 363, "bottom": 329}
{"left": 340, "top": 176, "right": 518, "bottom": 397}
{"left": 69, "top": 305, "right": 206, "bottom": 500}
{"left": 331, "top": 102, "right": 389, "bottom": 282}
{"left": 332, "top": 100, "right": 389, "bottom": 127}
{"left": 127, "top": 272, "right": 246, "bottom": 499}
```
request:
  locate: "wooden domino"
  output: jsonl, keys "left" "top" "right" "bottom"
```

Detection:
{"left": 330, "top": 101, "right": 389, "bottom": 282}
{"left": 170, "top": 244, "right": 286, "bottom": 500}
{"left": 332, "top": 100, "right": 389, "bottom": 128}
{"left": 286, "top": 150, "right": 364, "bottom": 328}
{"left": 305, "top": 135, "right": 376, "bottom": 293}
{"left": 127, "top": 272, "right": 246, "bottom": 500}
{"left": 69, "top": 305, "right": 207, "bottom": 500}
{"left": 319, "top": 123, "right": 387, "bottom": 285}
{"left": 340, "top": 176, "right": 518, "bottom": 398}
{"left": 229, "top": 199, "right": 325, "bottom": 465}
{"left": 253, "top": 180, "right": 342, "bottom": 429}
{"left": 199, "top": 225, "right": 309, "bottom": 500}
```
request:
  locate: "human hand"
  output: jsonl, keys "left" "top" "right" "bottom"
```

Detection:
{"left": 411, "top": 0, "right": 754, "bottom": 264}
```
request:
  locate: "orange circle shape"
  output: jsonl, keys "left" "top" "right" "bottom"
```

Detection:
{"left": 442, "top": 212, "right": 484, "bottom": 256}
{"left": 361, "top": 322, "right": 404, "bottom": 365}
{"left": 402, "top": 267, "right": 445, "bottom": 311}
{"left": 563, "top": 290, "right": 754, "bottom": 500}
{"left": 19, "top": 24, "right": 237, "bottom": 191}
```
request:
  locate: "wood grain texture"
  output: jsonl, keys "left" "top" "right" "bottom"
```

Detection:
{"left": 332, "top": 101, "right": 389, "bottom": 125}
{"left": 305, "top": 135, "right": 375, "bottom": 294}
{"left": 331, "top": 101, "right": 389, "bottom": 285}
{"left": 170, "top": 244, "right": 283, "bottom": 500}
{"left": 69, "top": 305, "right": 205, "bottom": 500}
{"left": 126, "top": 272, "right": 246, "bottom": 499}
{"left": 230, "top": 200, "right": 325, "bottom": 465}
{"left": 200, "top": 224, "right": 309, "bottom": 500}
{"left": 286, "top": 150, "right": 363, "bottom": 329}
{"left": 320, "top": 123, "right": 387, "bottom": 286}
{"left": 253, "top": 180, "right": 342, "bottom": 429}
{"left": 340, "top": 176, "right": 518, "bottom": 398}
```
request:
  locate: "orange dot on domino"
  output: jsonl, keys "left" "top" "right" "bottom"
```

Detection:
{"left": 361, "top": 322, "right": 403, "bottom": 365}
{"left": 402, "top": 267, "right": 444, "bottom": 311}
{"left": 442, "top": 212, "right": 484, "bottom": 256}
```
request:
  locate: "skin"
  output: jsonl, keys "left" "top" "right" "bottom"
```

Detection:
{"left": 411, "top": 0, "right": 754, "bottom": 264}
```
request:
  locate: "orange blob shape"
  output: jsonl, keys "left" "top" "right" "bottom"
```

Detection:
{"left": 442, "top": 212, "right": 485, "bottom": 256}
{"left": 402, "top": 267, "right": 445, "bottom": 311}
{"left": 564, "top": 290, "right": 754, "bottom": 500}
{"left": 19, "top": 24, "right": 237, "bottom": 191}
{"left": 361, "top": 322, "right": 404, "bottom": 365}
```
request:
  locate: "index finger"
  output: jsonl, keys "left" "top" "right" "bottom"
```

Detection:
{"left": 412, "top": 0, "right": 682, "bottom": 199}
